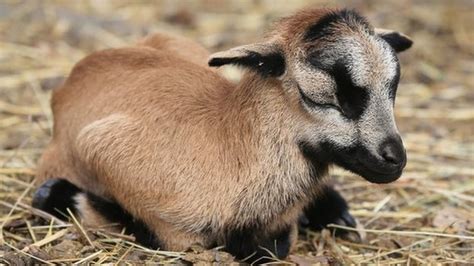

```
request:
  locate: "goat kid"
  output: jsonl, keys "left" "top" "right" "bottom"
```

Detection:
{"left": 33, "top": 8, "right": 412, "bottom": 262}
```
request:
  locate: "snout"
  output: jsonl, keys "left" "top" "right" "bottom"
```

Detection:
{"left": 362, "top": 136, "right": 406, "bottom": 184}
{"left": 376, "top": 137, "right": 406, "bottom": 177}
{"left": 301, "top": 136, "right": 407, "bottom": 185}
{"left": 332, "top": 135, "right": 407, "bottom": 184}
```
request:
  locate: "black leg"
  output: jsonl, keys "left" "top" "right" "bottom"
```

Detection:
{"left": 32, "top": 178, "right": 82, "bottom": 218}
{"left": 223, "top": 224, "right": 292, "bottom": 263}
{"left": 86, "top": 192, "right": 161, "bottom": 249}
{"left": 300, "top": 185, "right": 356, "bottom": 236}
{"left": 33, "top": 178, "right": 161, "bottom": 249}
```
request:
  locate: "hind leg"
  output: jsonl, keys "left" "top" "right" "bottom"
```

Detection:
{"left": 32, "top": 178, "right": 117, "bottom": 227}
{"left": 32, "top": 178, "right": 82, "bottom": 219}
{"left": 36, "top": 142, "right": 107, "bottom": 197}
{"left": 32, "top": 178, "right": 161, "bottom": 249}
{"left": 300, "top": 185, "right": 357, "bottom": 236}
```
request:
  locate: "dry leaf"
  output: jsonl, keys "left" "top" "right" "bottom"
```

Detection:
{"left": 432, "top": 207, "right": 474, "bottom": 233}
{"left": 289, "top": 254, "right": 332, "bottom": 265}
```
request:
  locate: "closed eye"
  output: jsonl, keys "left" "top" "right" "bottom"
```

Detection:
{"left": 297, "top": 84, "right": 343, "bottom": 113}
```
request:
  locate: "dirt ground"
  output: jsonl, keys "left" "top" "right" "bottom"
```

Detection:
{"left": 0, "top": 0, "right": 473, "bottom": 264}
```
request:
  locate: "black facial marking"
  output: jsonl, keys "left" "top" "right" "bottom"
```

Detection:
{"left": 331, "top": 61, "right": 369, "bottom": 120}
{"left": 301, "top": 186, "right": 356, "bottom": 236}
{"left": 208, "top": 51, "right": 285, "bottom": 77}
{"left": 298, "top": 141, "right": 338, "bottom": 175}
{"left": 298, "top": 140, "right": 404, "bottom": 184}
{"left": 223, "top": 224, "right": 292, "bottom": 263}
{"left": 304, "top": 9, "right": 372, "bottom": 42}
{"left": 32, "top": 178, "right": 81, "bottom": 218}
{"left": 302, "top": 56, "right": 369, "bottom": 119}
{"left": 33, "top": 178, "right": 161, "bottom": 249}
{"left": 298, "top": 141, "right": 330, "bottom": 178}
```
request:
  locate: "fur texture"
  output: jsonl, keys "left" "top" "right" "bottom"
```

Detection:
{"left": 35, "top": 8, "right": 412, "bottom": 261}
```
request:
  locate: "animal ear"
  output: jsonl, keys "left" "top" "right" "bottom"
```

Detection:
{"left": 375, "top": 28, "right": 413, "bottom": 53}
{"left": 208, "top": 42, "right": 285, "bottom": 77}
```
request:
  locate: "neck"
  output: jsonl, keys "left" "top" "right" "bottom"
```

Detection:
{"left": 215, "top": 73, "right": 326, "bottom": 226}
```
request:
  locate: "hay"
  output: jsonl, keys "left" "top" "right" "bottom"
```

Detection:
{"left": 1, "top": 0, "right": 473, "bottom": 264}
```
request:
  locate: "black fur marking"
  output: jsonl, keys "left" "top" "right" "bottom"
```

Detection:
{"left": 86, "top": 193, "right": 162, "bottom": 249}
{"left": 298, "top": 140, "right": 404, "bottom": 184}
{"left": 378, "top": 135, "right": 407, "bottom": 169}
{"left": 304, "top": 9, "right": 372, "bottom": 42}
{"left": 208, "top": 51, "right": 285, "bottom": 77}
{"left": 224, "top": 225, "right": 292, "bottom": 263}
{"left": 379, "top": 32, "right": 413, "bottom": 53}
{"left": 32, "top": 178, "right": 81, "bottom": 218}
{"left": 331, "top": 60, "right": 369, "bottom": 120}
{"left": 298, "top": 141, "right": 329, "bottom": 183}
{"left": 33, "top": 179, "right": 161, "bottom": 249}
{"left": 303, "top": 57, "right": 369, "bottom": 120}
{"left": 301, "top": 186, "right": 356, "bottom": 235}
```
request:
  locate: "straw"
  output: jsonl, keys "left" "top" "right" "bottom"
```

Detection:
{"left": 1, "top": 0, "right": 472, "bottom": 264}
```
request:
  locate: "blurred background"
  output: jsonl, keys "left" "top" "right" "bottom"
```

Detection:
{"left": 0, "top": 0, "right": 473, "bottom": 264}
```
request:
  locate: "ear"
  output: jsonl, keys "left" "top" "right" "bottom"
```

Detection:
{"left": 208, "top": 42, "right": 285, "bottom": 77}
{"left": 375, "top": 28, "right": 413, "bottom": 53}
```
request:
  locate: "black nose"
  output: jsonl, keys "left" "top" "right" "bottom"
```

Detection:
{"left": 379, "top": 137, "right": 406, "bottom": 170}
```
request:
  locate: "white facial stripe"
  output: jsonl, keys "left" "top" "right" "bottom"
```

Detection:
{"left": 358, "top": 95, "right": 398, "bottom": 154}
{"left": 343, "top": 36, "right": 397, "bottom": 89}
{"left": 313, "top": 35, "right": 398, "bottom": 91}
{"left": 345, "top": 36, "right": 399, "bottom": 152}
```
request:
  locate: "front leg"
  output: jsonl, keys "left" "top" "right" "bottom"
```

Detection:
{"left": 223, "top": 223, "right": 297, "bottom": 263}
{"left": 300, "top": 185, "right": 356, "bottom": 235}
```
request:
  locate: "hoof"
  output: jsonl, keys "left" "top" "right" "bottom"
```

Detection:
{"left": 32, "top": 178, "right": 81, "bottom": 218}
{"left": 301, "top": 186, "right": 359, "bottom": 240}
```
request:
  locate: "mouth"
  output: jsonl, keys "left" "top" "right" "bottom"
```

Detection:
{"left": 333, "top": 151, "right": 406, "bottom": 184}
{"left": 349, "top": 162, "right": 403, "bottom": 184}
{"left": 298, "top": 141, "right": 405, "bottom": 184}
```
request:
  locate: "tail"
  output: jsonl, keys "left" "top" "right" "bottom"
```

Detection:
{"left": 32, "top": 178, "right": 161, "bottom": 249}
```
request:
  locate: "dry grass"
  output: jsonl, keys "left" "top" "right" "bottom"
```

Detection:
{"left": 1, "top": 0, "right": 473, "bottom": 264}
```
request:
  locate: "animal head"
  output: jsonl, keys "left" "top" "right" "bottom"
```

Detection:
{"left": 209, "top": 8, "right": 412, "bottom": 184}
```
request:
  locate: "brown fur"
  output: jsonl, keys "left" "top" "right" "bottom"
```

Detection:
{"left": 74, "top": 194, "right": 117, "bottom": 230}
{"left": 36, "top": 26, "right": 320, "bottom": 249}
{"left": 137, "top": 33, "right": 210, "bottom": 67}
{"left": 36, "top": 8, "right": 411, "bottom": 252}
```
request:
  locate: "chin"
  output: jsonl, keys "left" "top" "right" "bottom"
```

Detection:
{"left": 332, "top": 151, "right": 405, "bottom": 184}
{"left": 335, "top": 159, "right": 404, "bottom": 184}
{"left": 299, "top": 141, "right": 405, "bottom": 184}
{"left": 350, "top": 166, "right": 403, "bottom": 184}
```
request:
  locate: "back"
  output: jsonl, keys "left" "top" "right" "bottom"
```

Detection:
{"left": 52, "top": 42, "right": 231, "bottom": 137}
{"left": 38, "top": 34, "right": 234, "bottom": 193}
